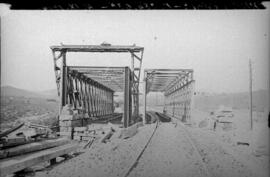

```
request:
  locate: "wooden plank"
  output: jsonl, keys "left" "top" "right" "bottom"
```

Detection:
{"left": 73, "top": 132, "right": 95, "bottom": 137}
{"left": 100, "top": 129, "right": 114, "bottom": 143}
{"left": 0, "top": 143, "right": 78, "bottom": 177}
{"left": 0, "top": 137, "right": 28, "bottom": 149}
{"left": 0, "top": 138, "right": 69, "bottom": 159}
{"left": 0, "top": 123, "right": 24, "bottom": 138}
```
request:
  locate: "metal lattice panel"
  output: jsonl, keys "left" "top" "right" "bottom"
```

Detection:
{"left": 68, "top": 66, "right": 126, "bottom": 92}
{"left": 144, "top": 69, "right": 193, "bottom": 93}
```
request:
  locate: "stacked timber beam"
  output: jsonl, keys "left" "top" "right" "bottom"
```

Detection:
{"left": 59, "top": 104, "right": 123, "bottom": 139}
{"left": 0, "top": 138, "right": 69, "bottom": 159}
{"left": 0, "top": 142, "right": 77, "bottom": 177}
{"left": 73, "top": 127, "right": 95, "bottom": 141}
{"left": 73, "top": 123, "right": 117, "bottom": 143}
{"left": 0, "top": 123, "right": 78, "bottom": 177}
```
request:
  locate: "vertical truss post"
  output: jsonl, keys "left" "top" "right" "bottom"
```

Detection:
{"left": 130, "top": 53, "right": 135, "bottom": 120}
{"left": 59, "top": 51, "right": 67, "bottom": 115}
{"left": 89, "top": 83, "right": 94, "bottom": 117}
{"left": 130, "top": 51, "right": 142, "bottom": 122}
{"left": 142, "top": 71, "right": 147, "bottom": 125}
{"left": 85, "top": 81, "right": 90, "bottom": 117}
{"left": 124, "top": 67, "right": 131, "bottom": 128}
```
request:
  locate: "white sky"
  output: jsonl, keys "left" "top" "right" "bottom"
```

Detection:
{"left": 1, "top": 7, "right": 269, "bottom": 93}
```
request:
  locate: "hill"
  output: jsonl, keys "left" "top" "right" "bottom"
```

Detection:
{"left": 0, "top": 85, "right": 58, "bottom": 99}
{"left": 0, "top": 86, "right": 59, "bottom": 129}
{"left": 193, "top": 89, "right": 269, "bottom": 112}
{"left": 39, "top": 88, "right": 58, "bottom": 98}
{"left": 1, "top": 85, "right": 43, "bottom": 98}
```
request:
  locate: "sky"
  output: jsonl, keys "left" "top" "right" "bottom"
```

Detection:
{"left": 1, "top": 6, "right": 269, "bottom": 93}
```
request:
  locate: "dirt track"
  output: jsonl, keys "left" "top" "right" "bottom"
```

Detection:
{"left": 128, "top": 122, "right": 207, "bottom": 177}
{"left": 128, "top": 120, "right": 268, "bottom": 177}
{"left": 34, "top": 124, "right": 156, "bottom": 177}
{"left": 33, "top": 117, "right": 269, "bottom": 177}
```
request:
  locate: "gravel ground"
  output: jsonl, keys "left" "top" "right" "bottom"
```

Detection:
{"left": 185, "top": 125, "right": 269, "bottom": 177}
{"left": 34, "top": 124, "right": 156, "bottom": 177}
{"left": 32, "top": 109, "right": 269, "bottom": 177}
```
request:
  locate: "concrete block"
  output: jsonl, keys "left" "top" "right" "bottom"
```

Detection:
{"left": 73, "top": 135, "right": 82, "bottom": 141}
{"left": 119, "top": 123, "right": 138, "bottom": 139}
{"left": 59, "top": 131, "right": 72, "bottom": 137}
{"left": 59, "top": 120, "right": 82, "bottom": 127}
{"left": 59, "top": 115, "right": 73, "bottom": 121}
{"left": 61, "top": 104, "right": 73, "bottom": 115}
{"left": 59, "top": 127, "right": 73, "bottom": 132}
{"left": 74, "top": 127, "right": 87, "bottom": 132}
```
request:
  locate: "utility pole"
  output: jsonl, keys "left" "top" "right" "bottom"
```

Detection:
{"left": 249, "top": 59, "right": 253, "bottom": 130}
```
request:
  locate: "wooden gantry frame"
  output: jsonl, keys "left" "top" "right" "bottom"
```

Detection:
{"left": 142, "top": 69, "right": 195, "bottom": 123}
{"left": 51, "top": 44, "right": 144, "bottom": 128}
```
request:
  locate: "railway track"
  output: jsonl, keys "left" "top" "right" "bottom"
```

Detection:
{"left": 125, "top": 111, "right": 213, "bottom": 177}
{"left": 177, "top": 119, "right": 213, "bottom": 177}
{"left": 124, "top": 112, "right": 159, "bottom": 177}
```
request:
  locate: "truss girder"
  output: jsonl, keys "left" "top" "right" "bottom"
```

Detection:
{"left": 51, "top": 44, "right": 144, "bottom": 128}
{"left": 65, "top": 69, "right": 114, "bottom": 118}
{"left": 143, "top": 69, "right": 195, "bottom": 123}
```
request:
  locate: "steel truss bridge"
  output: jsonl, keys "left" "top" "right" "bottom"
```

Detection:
{"left": 142, "top": 69, "right": 195, "bottom": 123}
{"left": 51, "top": 44, "right": 144, "bottom": 128}
{"left": 51, "top": 44, "right": 195, "bottom": 128}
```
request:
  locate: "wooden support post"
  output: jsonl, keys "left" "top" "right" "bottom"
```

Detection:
{"left": 124, "top": 67, "right": 131, "bottom": 128}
